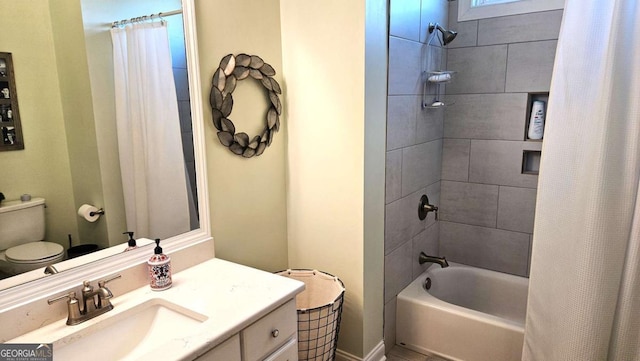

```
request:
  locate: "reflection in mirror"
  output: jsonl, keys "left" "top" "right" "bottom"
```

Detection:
{"left": 0, "top": 0, "right": 205, "bottom": 289}
{"left": 83, "top": 0, "right": 199, "bottom": 238}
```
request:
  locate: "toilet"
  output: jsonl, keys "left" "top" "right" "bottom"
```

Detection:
{"left": 0, "top": 197, "right": 65, "bottom": 275}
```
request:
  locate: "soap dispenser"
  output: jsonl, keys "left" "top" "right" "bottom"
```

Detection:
{"left": 122, "top": 231, "right": 138, "bottom": 252}
{"left": 148, "top": 239, "right": 172, "bottom": 291}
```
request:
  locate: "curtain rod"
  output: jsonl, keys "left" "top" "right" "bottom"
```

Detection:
{"left": 111, "top": 9, "right": 182, "bottom": 28}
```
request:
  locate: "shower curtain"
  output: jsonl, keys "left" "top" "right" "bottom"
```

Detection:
{"left": 110, "top": 22, "right": 190, "bottom": 239}
{"left": 523, "top": 1, "right": 640, "bottom": 360}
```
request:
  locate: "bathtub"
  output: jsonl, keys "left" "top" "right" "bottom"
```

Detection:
{"left": 396, "top": 263, "right": 529, "bottom": 361}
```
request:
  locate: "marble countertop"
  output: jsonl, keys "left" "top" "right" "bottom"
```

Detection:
{"left": 8, "top": 258, "right": 305, "bottom": 360}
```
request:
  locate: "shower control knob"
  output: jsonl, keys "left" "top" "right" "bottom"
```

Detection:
{"left": 418, "top": 194, "right": 439, "bottom": 221}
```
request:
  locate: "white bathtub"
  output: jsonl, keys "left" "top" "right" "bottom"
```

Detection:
{"left": 396, "top": 263, "right": 529, "bottom": 361}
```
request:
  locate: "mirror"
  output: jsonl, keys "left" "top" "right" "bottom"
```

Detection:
{"left": 0, "top": 0, "right": 208, "bottom": 290}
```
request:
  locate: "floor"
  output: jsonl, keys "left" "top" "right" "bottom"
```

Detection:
{"left": 387, "top": 346, "right": 450, "bottom": 361}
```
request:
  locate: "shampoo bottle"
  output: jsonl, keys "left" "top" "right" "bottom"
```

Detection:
{"left": 122, "top": 231, "right": 138, "bottom": 252}
{"left": 527, "top": 100, "right": 546, "bottom": 139}
{"left": 148, "top": 239, "right": 172, "bottom": 291}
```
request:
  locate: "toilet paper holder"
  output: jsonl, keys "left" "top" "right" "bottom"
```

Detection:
{"left": 78, "top": 204, "right": 105, "bottom": 222}
{"left": 90, "top": 208, "right": 105, "bottom": 217}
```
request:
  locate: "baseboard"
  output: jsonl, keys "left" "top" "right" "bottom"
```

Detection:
{"left": 335, "top": 341, "right": 386, "bottom": 361}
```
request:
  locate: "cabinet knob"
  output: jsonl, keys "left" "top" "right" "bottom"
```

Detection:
{"left": 271, "top": 329, "right": 279, "bottom": 338}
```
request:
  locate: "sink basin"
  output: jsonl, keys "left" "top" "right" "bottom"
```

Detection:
{"left": 52, "top": 298, "right": 208, "bottom": 360}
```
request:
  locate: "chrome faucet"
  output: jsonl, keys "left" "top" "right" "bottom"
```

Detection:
{"left": 48, "top": 274, "right": 121, "bottom": 325}
{"left": 43, "top": 265, "right": 59, "bottom": 275}
{"left": 419, "top": 252, "right": 449, "bottom": 268}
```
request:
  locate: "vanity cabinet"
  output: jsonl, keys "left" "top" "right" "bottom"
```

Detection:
{"left": 196, "top": 299, "right": 298, "bottom": 361}
{"left": 1, "top": 258, "right": 305, "bottom": 361}
{"left": 0, "top": 52, "right": 23, "bottom": 151}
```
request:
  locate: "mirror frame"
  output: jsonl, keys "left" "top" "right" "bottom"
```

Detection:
{"left": 0, "top": 0, "right": 210, "bottom": 310}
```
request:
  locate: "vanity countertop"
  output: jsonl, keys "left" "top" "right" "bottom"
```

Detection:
{"left": 8, "top": 258, "right": 305, "bottom": 360}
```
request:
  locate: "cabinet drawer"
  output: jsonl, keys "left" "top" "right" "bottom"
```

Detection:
{"left": 263, "top": 338, "right": 298, "bottom": 361}
{"left": 196, "top": 334, "right": 241, "bottom": 361}
{"left": 241, "top": 299, "right": 297, "bottom": 361}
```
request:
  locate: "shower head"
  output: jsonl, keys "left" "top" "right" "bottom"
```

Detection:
{"left": 428, "top": 23, "right": 458, "bottom": 46}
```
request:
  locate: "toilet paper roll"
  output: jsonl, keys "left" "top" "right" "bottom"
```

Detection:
{"left": 78, "top": 204, "right": 101, "bottom": 222}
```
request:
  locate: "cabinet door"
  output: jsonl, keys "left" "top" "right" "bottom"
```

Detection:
{"left": 196, "top": 334, "right": 241, "bottom": 361}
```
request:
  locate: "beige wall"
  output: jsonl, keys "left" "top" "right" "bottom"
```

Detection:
{"left": 195, "top": 0, "right": 386, "bottom": 356}
{"left": 49, "top": 0, "right": 109, "bottom": 249}
{"left": 0, "top": 1, "right": 79, "bottom": 248}
{"left": 281, "top": 0, "right": 387, "bottom": 357}
{"left": 195, "top": 0, "right": 288, "bottom": 272}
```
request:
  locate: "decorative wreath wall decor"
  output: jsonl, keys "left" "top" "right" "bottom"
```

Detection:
{"left": 209, "top": 53, "right": 282, "bottom": 158}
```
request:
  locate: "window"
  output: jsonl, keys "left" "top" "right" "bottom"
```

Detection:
{"left": 458, "top": 0, "right": 564, "bottom": 21}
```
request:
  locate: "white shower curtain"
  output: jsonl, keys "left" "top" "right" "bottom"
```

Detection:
{"left": 523, "top": 1, "right": 640, "bottom": 360}
{"left": 110, "top": 22, "right": 190, "bottom": 240}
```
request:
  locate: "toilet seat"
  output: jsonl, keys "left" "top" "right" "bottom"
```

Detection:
{"left": 5, "top": 242, "right": 64, "bottom": 264}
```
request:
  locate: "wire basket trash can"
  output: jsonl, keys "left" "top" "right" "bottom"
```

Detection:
{"left": 276, "top": 269, "right": 345, "bottom": 361}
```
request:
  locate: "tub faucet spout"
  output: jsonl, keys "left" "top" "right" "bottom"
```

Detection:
{"left": 419, "top": 252, "right": 449, "bottom": 268}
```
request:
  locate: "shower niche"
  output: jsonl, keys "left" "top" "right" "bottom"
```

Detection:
{"left": 522, "top": 150, "right": 541, "bottom": 175}
{"left": 0, "top": 52, "right": 23, "bottom": 151}
{"left": 521, "top": 92, "right": 549, "bottom": 175}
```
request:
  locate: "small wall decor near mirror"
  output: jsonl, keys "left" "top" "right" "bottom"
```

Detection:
{"left": 210, "top": 53, "right": 282, "bottom": 158}
{"left": 0, "top": 52, "right": 23, "bottom": 151}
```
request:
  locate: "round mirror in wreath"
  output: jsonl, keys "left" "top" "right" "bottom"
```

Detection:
{"left": 209, "top": 53, "right": 282, "bottom": 158}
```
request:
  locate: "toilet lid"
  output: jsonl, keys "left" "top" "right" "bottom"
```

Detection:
{"left": 5, "top": 242, "right": 64, "bottom": 264}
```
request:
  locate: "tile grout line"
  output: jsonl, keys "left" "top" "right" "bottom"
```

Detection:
{"left": 504, "top": 43, "right": 510, "bottom": 92}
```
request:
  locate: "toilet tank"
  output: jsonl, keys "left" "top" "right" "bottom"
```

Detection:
{"left": 0, "top": 197, "right": 46, "bottom": 250}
